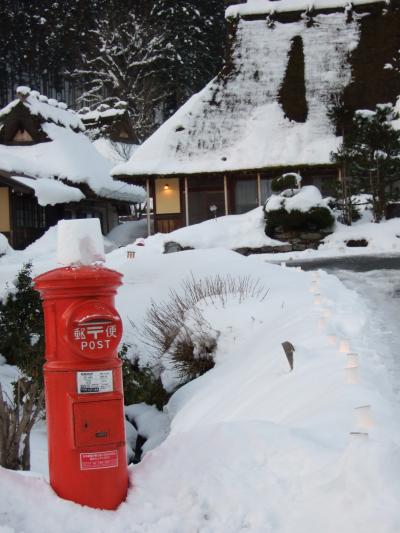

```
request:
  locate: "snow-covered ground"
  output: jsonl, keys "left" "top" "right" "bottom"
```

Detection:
{"left": 1, "top": 224, "right": 400, "bottom": 532}
{"left": 139, "top": 207, "right": 285, "bottom": 253}
{"left": 269, "top": 217, "right": 400, "bottom": 262}
{"left": 328, "top": 268, "right": 400, "bottom": 400}
{"left": 122, "top": 204, "right": 400, "bottom": 260}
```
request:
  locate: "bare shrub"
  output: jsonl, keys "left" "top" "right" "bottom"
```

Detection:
{"left": 0, "top": 378, "right": 44, "bottom": 470}
{"left": 143, "top": 274, "right": 268, "bottom": 385}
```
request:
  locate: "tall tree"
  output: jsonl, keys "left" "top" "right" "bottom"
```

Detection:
{"left": 150, "top": 0, "right": 225, "bottom": 120}
{"left": 331, "top": 104, "right": 400, "bottom": 221}
{"left": 72, "top": 0, "right": 226, "bottom": 137}
{"left": 72, "top": 9, "right": 166, "bottom": 140}
{"left": 0, "top": 0, "right": 100, "bottom": 106}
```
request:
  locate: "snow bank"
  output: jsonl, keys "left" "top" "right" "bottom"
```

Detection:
{"left": 0, "top": 234, "right": 11, "bottom": 256}
{"left": 106, "top": 220, "right": 148, "bottom": 248}
{"left": 125, "top": 403, "right": 170, "bottom": 455}
{"left": 260, "top": 217, "right": 400, "bottom": 262}
{"left": 1, "top": 248, "right": 400, "bottom": 532}
{"left": 132, "top": 207, "right": 284, "bottom": 254}
{"left": 321, "top": 218, "right": 400, "bottom": 253}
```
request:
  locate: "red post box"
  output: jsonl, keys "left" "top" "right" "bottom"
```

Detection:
{"left": 34, "top": 265, "right": 128, "bottom": 510}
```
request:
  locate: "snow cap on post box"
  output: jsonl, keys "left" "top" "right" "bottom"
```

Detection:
{"left": 57, "top": 219, "right": 105, "bottom": 266}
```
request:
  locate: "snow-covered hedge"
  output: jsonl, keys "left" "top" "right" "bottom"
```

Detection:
{"left": 264, "top": 185, "right": 334, "bottom": 235}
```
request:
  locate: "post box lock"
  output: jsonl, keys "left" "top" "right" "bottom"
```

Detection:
{"left": 64, "top": 300, "right": 123, "bottom": 359}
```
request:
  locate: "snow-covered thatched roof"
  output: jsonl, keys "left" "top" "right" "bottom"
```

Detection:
{"left": 113, "top": 12, "right": 361, "bottom": 178}
{"left": 0, "top": 86, "right": 84, "bottom": 132}
{"left": 0, "top": 88, "right": 145, "bottom": 205}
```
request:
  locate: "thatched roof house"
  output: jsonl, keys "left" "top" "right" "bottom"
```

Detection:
{"left": 113, "top": 0, "right": 400, "bottom": 233}
{"left": 0, "top": 87, "right": 145, "bottom": 248}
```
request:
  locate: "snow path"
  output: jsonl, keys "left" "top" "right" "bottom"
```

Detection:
{"left": 331, "top": 268, "right": 400, "bottom": 401}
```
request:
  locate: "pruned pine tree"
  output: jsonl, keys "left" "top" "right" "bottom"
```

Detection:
{"left": 72, "top": 12, "right": 165, "bottom": 140}
{"left": 150, "top": 0, "right": 225, "bottom": 120}
{"left": 332, "top": 103, "right": 400, "bottom": 222}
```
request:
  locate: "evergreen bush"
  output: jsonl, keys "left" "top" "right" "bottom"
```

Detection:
{"left": 265, "top": 206, "right": 334, "bottom": 235}
{"left": 0, "top": 262, "right": 44, "bottom": 389}
{"left": 271, "top": 173, "right": 299, "bottom": 193}
{"left": 120, "top": 344, "right": 170, "bottom": 409}
{"left": 0, "top": 263, "right": 45, "bottom": 470}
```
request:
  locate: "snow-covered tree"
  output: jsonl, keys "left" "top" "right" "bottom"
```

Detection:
{"left": 72, "top": 11, "right": 165, "bottom": 140}
{"left": 73, "top": 1, "right": 225, "bottom": 137}
{"left": 0, "top": 0, "right": 99, "bottom": 106}
{"left": 150, "top": 0, "right": 225, "bottom": 119}
{"left": 332, "top": 103, "right": 400, "bottom": 222}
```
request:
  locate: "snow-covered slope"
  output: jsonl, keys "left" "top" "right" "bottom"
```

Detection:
{"left": 0, "top": 244, "right": 399, "bottom": 532}
{"left": 139, "top": 207, "right": 284, "bottom": 253}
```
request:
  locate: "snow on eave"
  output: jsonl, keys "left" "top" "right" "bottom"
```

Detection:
{"left": 226, "top": 0, "right": 391, "bottom": 18}
{"left": 95, "top": 181, "right": 145, "bottom": 203}
{"left": 79, "top": 108, "right": 126, "bottom": 122}
{"left": 10, "top": 175, "right": 85, "bottom": 206}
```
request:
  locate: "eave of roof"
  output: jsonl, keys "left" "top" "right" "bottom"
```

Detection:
{"left": 225, "top": 0, "right": 399, "bottom": 19}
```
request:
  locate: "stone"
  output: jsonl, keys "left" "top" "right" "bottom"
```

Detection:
{"left": 235, "top": 247, "right": 252, "bottom": 256}
{"left": 299, "top": 232, "right": 322, "bottom": 241}
{"left": 164, "top": 241, "right": 183, "bottom": 253}
{"left": 292, "top": 243, "right": 307, "bottom": 251}
{"left": 272, "top": 244, "right": 293, "bottom": 253}
{"left": 346, "top": 239, "right": 368, "bottom": 248}
{"left": 234, "top": 244, "right": 293, "bottom": 255}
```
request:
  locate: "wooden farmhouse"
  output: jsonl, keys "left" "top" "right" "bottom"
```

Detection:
{"left": 113, "top": 0, "right": 400, "bottom": 234}
{"left": 0, "top": 87, "right": 145, "bottom": 249}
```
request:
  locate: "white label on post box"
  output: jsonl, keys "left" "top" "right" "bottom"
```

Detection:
{"left": 77, "top": 370, "right": 113, "bottom": 394}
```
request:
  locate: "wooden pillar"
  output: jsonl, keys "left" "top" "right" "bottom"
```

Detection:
{"left": 184, "top": 177, "right": 189, "bottom": 226}
{"left": 146, "top": 178, "right": 151, "bottom": 236}
{"left": 257, "top": 172, "right": 262, "bottom": 206}
{"left": 224, "top": 175, "right": 229, "bottom": 215}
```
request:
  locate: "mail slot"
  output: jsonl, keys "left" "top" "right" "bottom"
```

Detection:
{"left": 34, "top": 265, "right": 128, "bottom": 510}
